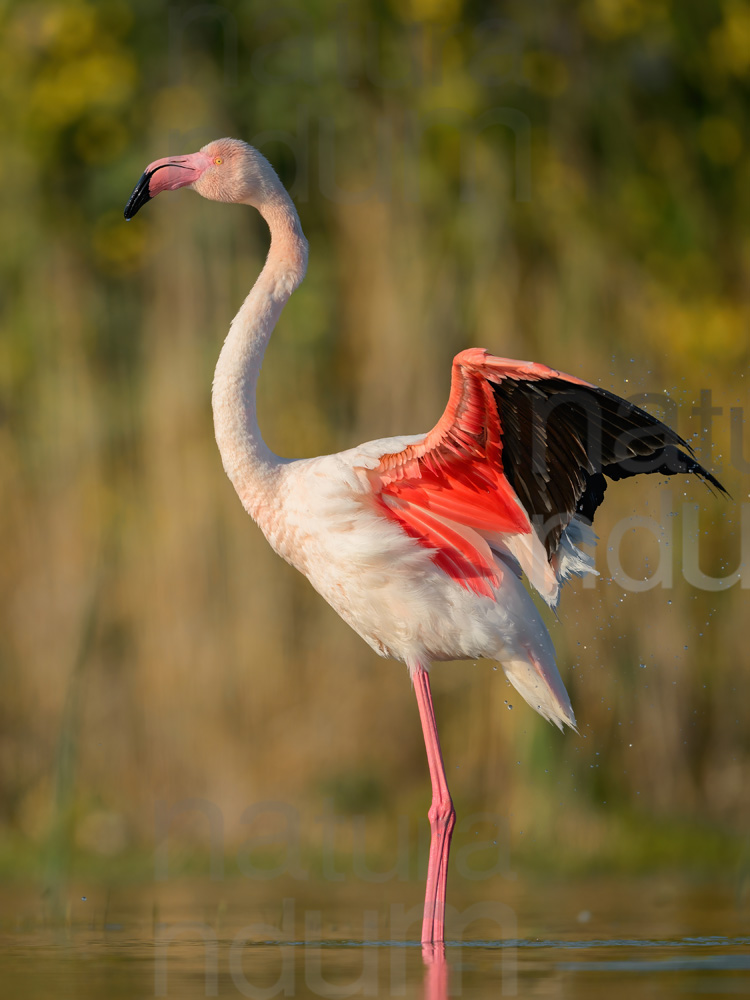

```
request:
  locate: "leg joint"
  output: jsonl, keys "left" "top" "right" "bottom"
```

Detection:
{"left": 428, "top": 798, "right": 456, "bottom": 828}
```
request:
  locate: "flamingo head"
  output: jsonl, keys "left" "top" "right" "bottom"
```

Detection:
{"left": 124, "top": 138, "right": 280, "bottom": 219}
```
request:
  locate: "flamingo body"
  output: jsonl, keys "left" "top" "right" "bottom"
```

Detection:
{"left": 125, "top": 138, "right": 724, "bottom": 945}
{"left": 251, "top": 432, "right": 572, "bottom": 719}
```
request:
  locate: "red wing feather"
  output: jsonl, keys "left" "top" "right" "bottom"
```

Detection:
{"left": 377, "top": 495, "right": 501, "bottom": 598}
{"left": 369, "top": 350, "right": 536, "bottom": 597}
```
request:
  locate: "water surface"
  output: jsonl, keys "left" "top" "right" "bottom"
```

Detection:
{"left": 2, "top": 875, "right": 748, "bottom": 997}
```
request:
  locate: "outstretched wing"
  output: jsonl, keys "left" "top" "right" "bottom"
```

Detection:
{"left": 368, "top": 348, "right": 724, "bottom": 600}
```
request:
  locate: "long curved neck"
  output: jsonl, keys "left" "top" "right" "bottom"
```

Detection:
{"left": 212, "top": 193, "right": 308, "bottom": 520}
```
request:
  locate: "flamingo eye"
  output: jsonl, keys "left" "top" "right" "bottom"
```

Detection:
{"left": 214, "top": 156, "right": 223, "bottom": 165}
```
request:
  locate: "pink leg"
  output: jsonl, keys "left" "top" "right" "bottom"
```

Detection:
{"left": 414, "top": 664, "right": 456, "bottom": 944}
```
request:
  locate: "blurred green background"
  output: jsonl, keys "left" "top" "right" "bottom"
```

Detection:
{"left": 1, "top": 0, "right": 749, "bottom": 886}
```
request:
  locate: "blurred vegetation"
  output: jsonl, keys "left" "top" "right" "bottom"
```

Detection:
{"left": 1, "top": 0, "right": 749, "bottom": 886}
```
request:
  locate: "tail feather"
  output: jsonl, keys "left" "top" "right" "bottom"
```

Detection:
{"left": 492, "top": 561, "right": 576, "bottom": 730}
{"left": 501, "top": 647, "right": 577, "bottom": 731}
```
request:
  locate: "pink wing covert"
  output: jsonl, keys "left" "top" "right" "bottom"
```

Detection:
{"left": 367, "top": 349, "right": 571, "bottom": 598}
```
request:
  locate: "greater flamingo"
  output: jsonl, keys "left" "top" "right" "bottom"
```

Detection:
{"left": 125, "top": 138, "right": 723, "bottom": 945}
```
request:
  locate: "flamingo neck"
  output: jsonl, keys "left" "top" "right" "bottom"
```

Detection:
{"left": 212, "top": 194, "right": 308, "bottom": 519}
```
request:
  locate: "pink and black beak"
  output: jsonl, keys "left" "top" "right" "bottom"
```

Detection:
{"left": 124, "top": 151, "right": 211, "bottom": 220}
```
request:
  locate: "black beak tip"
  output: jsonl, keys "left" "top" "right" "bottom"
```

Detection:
{"left": 124, "top": 170, "right": 152, "bottom": 221}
